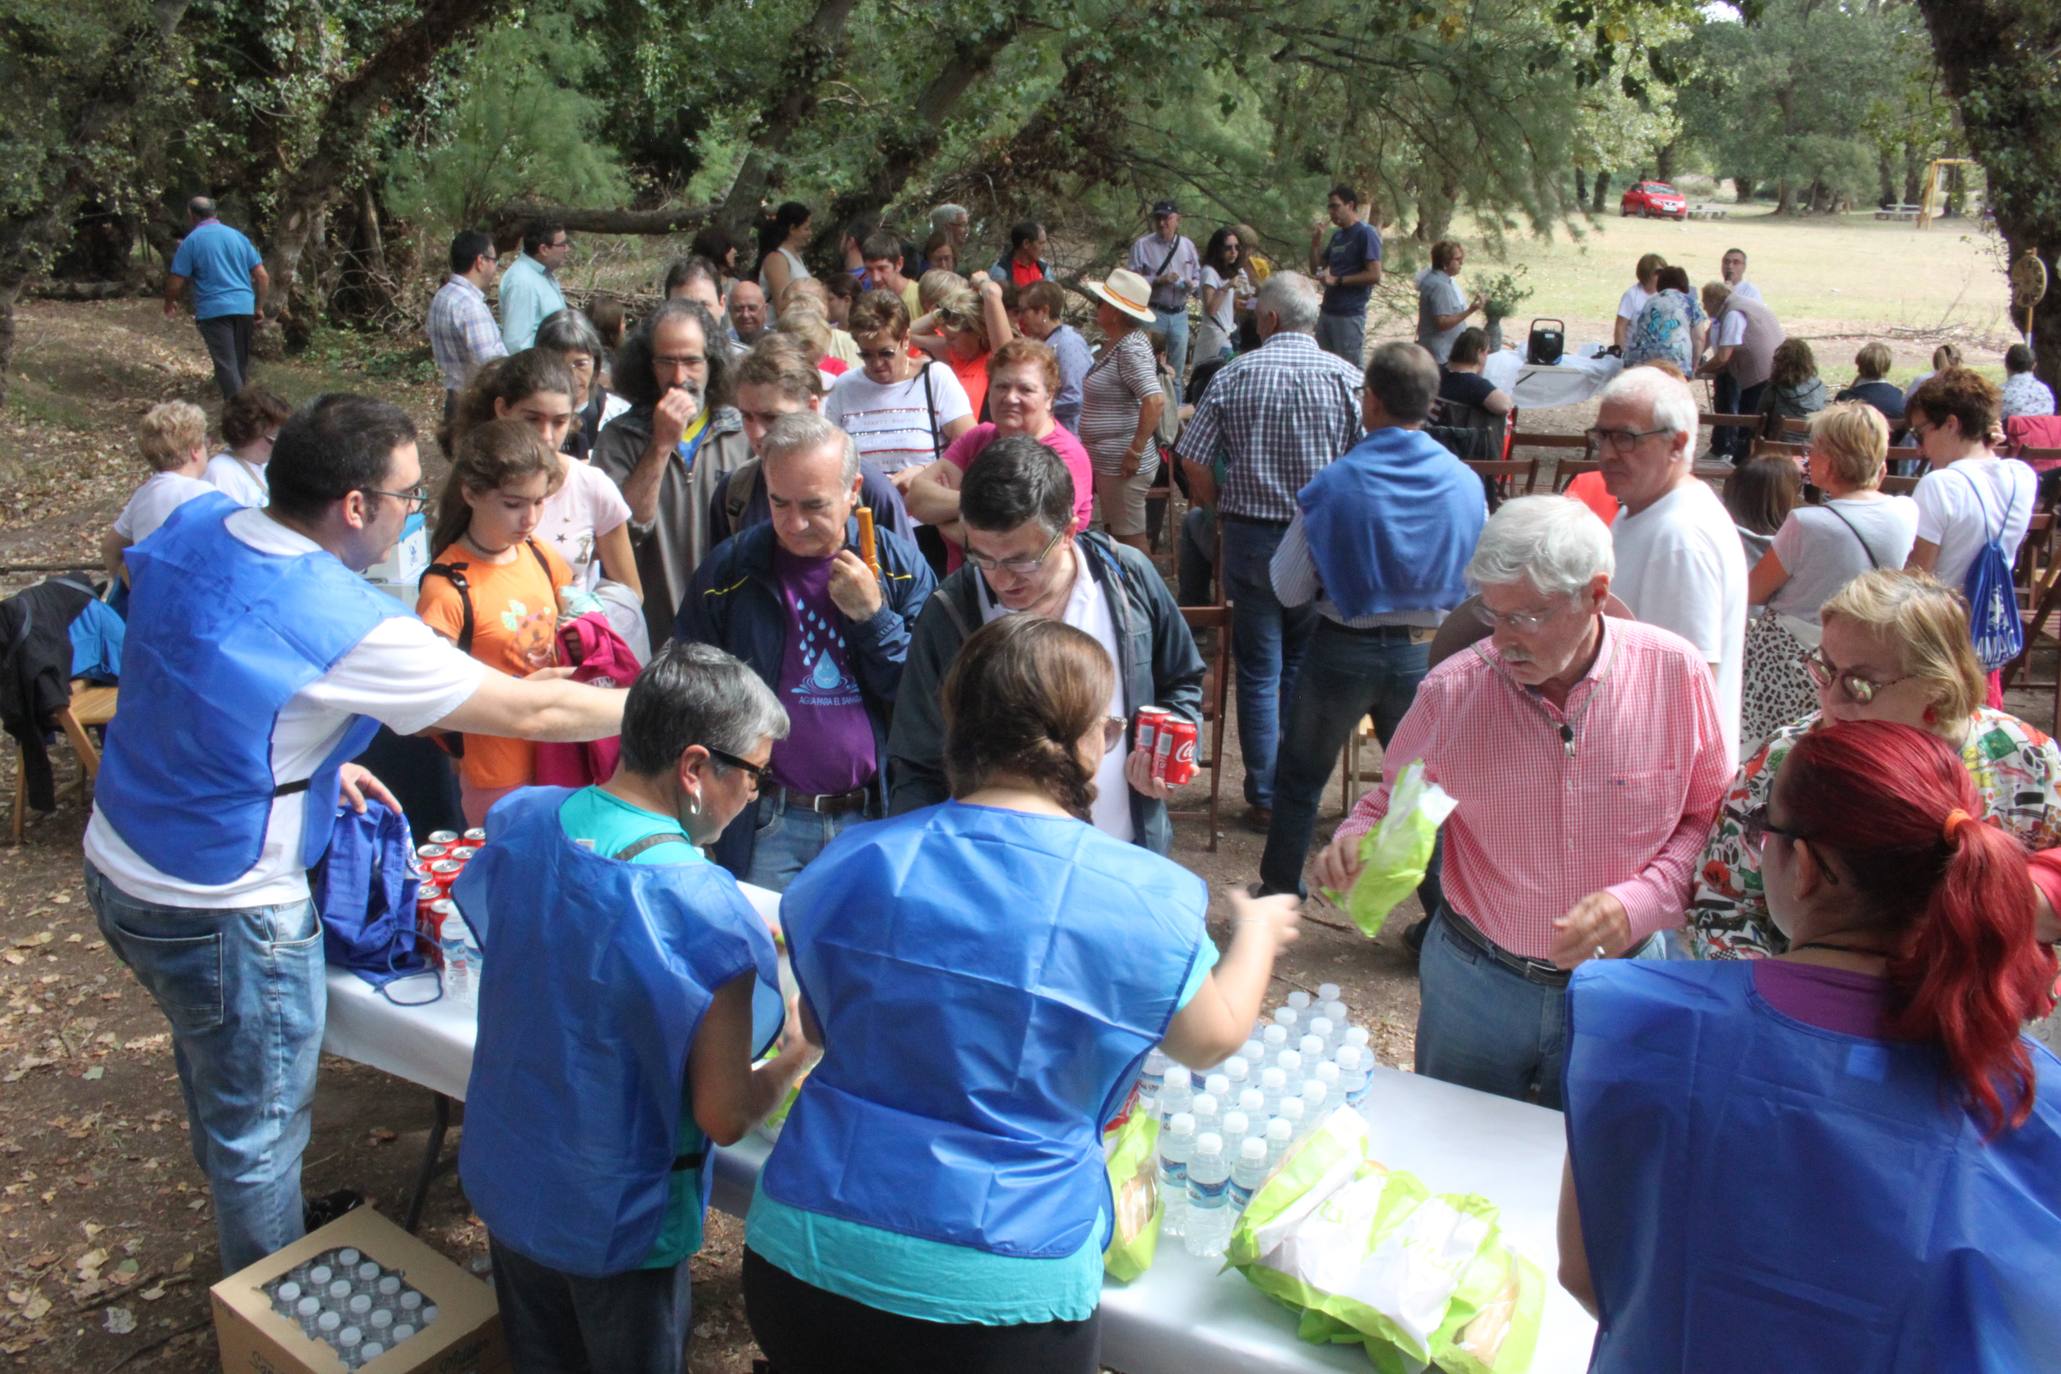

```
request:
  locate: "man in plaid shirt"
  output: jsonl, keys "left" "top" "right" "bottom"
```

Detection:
{"left": 1176, "top": 272, "right": 1364, "bottom": 830}
{"left": 427, "top": 229, "right": 507, "bottom": 423}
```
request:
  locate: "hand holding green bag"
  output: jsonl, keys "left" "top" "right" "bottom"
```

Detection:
{"left": 1103, "top": 1109, "right": 1162, "bottom": 1280}
{"left": 1325, "top": 761, "right": 1457, "bottom": 939}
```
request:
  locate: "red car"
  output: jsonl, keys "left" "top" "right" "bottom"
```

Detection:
{"left": 1620, "top": 180, "right": 1687, "bottom": 219}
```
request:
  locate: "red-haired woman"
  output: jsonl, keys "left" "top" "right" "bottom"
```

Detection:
{"left": 1559, "top": 718, "right": 2061, "bottom": 1372}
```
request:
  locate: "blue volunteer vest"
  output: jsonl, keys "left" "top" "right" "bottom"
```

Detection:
{"left": 1295, "top": 427, "right": 1484, "bottom": 621}
{"left": 1564, "top": 961, "right": 2061, "bottom": 1374}
{"left": 454, "top": 788, "right": 784, "bottom": 1277}
{"left": 95, "top": 494, "right": 404, "bottom": 884}
{"left": 762, "top": 800, "right": 1206, "bottom": 1259}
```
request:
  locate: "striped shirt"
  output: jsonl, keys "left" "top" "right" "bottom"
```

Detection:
{"left": 427, "top": 275, "right": 507, "bottom": 391}
{"left": 1077, "top": 331, "right": 1163, "bottom": 475}
{"left": 1174, "top": 332, "right": 1364, "bottom": 521}
{"left": 824, "top": 365, "right": 971, "bottom": 476}
{"left": 1334, "top": 617, "right": 1730, "bottom": 959}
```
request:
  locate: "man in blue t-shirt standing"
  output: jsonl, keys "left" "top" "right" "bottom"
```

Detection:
{"left": 165, "top": 197, "right": 268, "bottom": 400}
{"left": 1308, "top": 184, "right": 1384, "bottom": 367}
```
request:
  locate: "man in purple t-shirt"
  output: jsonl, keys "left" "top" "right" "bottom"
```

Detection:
{"left": 675, "top": 412, "right": 935, "bottom": 889}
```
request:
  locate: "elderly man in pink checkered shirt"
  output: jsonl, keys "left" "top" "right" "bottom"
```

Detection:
{"left": 1313, "top": 495, "right": 1730, "bottom": 1108}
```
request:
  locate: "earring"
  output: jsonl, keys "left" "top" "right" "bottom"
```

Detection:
{"left": 687, "top": 795, "right": 701, "bottom": 817}
{"left": 1923, "top": 705, "right": 1938, "bottom": 725}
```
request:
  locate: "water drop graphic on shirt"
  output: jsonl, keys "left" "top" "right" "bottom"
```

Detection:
{"left": 809, "top": 654, "right": 845, "bottom": 692}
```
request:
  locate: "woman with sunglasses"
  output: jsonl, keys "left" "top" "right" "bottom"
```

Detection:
{"left": 1691, "top": 568, "right": 2061, "bottom": 961}
{"left": 744, "top": 614, "right": 1299, "bottom": 1373}
{"left": 1561, "top": 717, "right": 2061, "bottom": 1372}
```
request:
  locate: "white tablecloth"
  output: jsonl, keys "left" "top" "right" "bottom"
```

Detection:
{"left": 1483, "top": 347, "right": 1623, "bottom": 410}
{"left": 322, "top": 881, "right": 1598, "bottom": 1373}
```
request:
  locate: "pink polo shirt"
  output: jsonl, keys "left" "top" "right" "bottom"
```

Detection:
{"left": 939, "top": 422, "right": 1097, "bottom": 571}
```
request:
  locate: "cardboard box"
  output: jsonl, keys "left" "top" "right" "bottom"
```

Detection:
{"left": 210, "top": 1207, "right": 506, "bottom": 1374}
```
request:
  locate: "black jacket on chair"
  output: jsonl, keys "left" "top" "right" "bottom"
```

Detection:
{"left": 0, "top": 577, "right": 95, "bottom": 812}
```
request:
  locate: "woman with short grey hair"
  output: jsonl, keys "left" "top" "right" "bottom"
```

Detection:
{"left": 537, "top": 307, "right": 628, "bottom": 459}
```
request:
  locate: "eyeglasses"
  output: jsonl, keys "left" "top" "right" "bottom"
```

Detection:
{"left": 964, "top": 524, "right": 1066, "bottom": 577}
{"left": 653, "top": 354, "right": 707, "bottom": 370}
{"left": 856, "top": 347, "right": 901, "bottom": 362}
{"left": 362, "top": 484, "right": 429, "bottom": 512}
{"left": 705, "top": 745, "right": 770, "bottom": 790}
{"left": 1471, "top": 599, "right": 1565, "bottom": 634}
{"left": 1740, "top": 803, "right": 1803, "bottom": 851}
{"left": 1583, "top": 426, "right": 1673, "bottom": 453}
{"left": 1103, "top": 717, "right": 1127, "bottom": 754}
{"left": 1801, "top": 648, "right": 1911, "bottom": 705}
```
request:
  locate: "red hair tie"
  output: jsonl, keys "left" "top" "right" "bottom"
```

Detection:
{"left": 1942, "top": 808, "right": 1973, "bottom": 845}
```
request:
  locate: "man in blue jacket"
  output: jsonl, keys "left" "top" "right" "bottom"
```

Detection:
{"left": 887, "top": 437, "right": 1205, "bottom": 855}
{"left": 676, "top": 412, "right": 934, "bottom": 889}
{"left": 1258, "top": 341, "right": 1485, "bottom": 899}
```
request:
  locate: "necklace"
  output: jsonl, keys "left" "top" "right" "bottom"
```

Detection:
{"left": 462, "top": 530, "right": 513, "bottom": 559}
{"left": 1472, "top": 628, "right": 1617, "bottom": 759}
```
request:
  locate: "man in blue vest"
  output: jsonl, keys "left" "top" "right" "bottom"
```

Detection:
{"left": 164, "top": 196, "right": 268, "bottom": 400}
{"left": 83, "top": 394, "right": 627, "bottom": 1274}
{"left": 1258, "top": 341, "right": 1486, "bottom": 900}
{"left": 455, "top": 641, "right": 813, "bottom": 1374}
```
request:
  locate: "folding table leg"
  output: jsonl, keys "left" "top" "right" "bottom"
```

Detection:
{"left": 403, "top": 1091, "right": 453, "bottom": 1233}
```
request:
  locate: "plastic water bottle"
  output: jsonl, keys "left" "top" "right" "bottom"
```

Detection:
{"left": 1317, "top": 982, "right": 1341, "bottom": 1004}
{"left": 1265, "top": 1117, "right": 1294, "bottom": 1171}
{"left": 398, "top": 1291, "right": 423, "bottom": 1320}
{"left": 1299, "top": 1080, "right": 1329, "bottom": 1126}
{"left": 1298, "top": 1033, "right": 1325, "bottom": 1065}
{"left": 390, "top": 1322, "right": 416, "bottom": 1344}
{"left": 328, "top": 1278, "right": 352, "bottom": 1305}
{"left": 1278, "top": 1096, "right": 1306, "bottom": 1140}
{"left": 1271, "top": 1006, "right": 1299, "bottom": 1036}
{"left": 294, "top": 1295, "right": 322, "bottom": 1337}
{"left": 1203, "top": 1071, "right": 1232, "bottom": 1104}
{"left": 1137, "top": 1049, "right": 1169, "bottom": 1115}
{"left": 1183, "top": 1132, "right": 1231, "bottom": 1258}
{"left": 439, "top": 912, "right": 471, "bottom": 1000}
{"left": 376, "top": 1275, "right": 401, "bottom": 1306}
{"left": 273, "top": 1279, "right": 302, "bottom": 1316}
{"left": 1336, "top": 1044, "right": 1371, "bottom": 1106}
{"left": 1158, "top": 1112, "right": 1196, "bottom": 1239}
{"left": 1287, "top": 989, "right": 1313, "bottom": 1012}
{"left": 1324, "top": 1000, "right": 1351, "bottom": 1037}
{"left": 337, "top": 1326, "right": 363, "bottom": 1362}
{"left": 316, "top": 1310, "right": 342, "bottom": 1338}
{"left": 1219, "top": 1110, "right": 1249, "bottom": 1145}
{"left": 359, "top": 1344, "right": 385, "bottom": 1367}
{"left": 1158, "top": 1065, "right": 1193, "bottom": 1128}
{"left": 1221, "top": 1055, "right": 1250, "bottom": 1091}
{"left": 1237, "top": 1087, "right": 1265, "bottom": 1122}
{"left": 1261, "top": 1023, "right": 1288, "bottom": 1052}
{"left": 461, "top": 926, "right": 483, "bottom": 991}
{"left": 1343, "top": 1025, "right": 1371, "bottom": 1057}
{"left": 337, "top": 1248, "right": 361, "bottom": 1269}
{"left": 1259, "top": 1066, "right": 1287, "bottom": 1118}
{"left": 369, "top": 1308, "right": 395, "bottom": 1336}
{"left": 307, "top": 1264, "right": 333, "bottom": 1289}
{"left": 1313, "top": 1060, "right": 1341, "bottom": 1100}
{"left": 1238, "top": 1039, "right": 1267, "bottom": 1070}
{"left": 1190, "top": 1091, "right": 1220, "bottom": 1143}
{"left": 420, "top": 1303, "right": 440, "bottom": 1327}
{"left": 1276, "top": 1049, "right": 1303, "bottom": 1088}
{"left": 1230, "top": 1136, "right": 1269, "bottom": 1215}
{"left": 1306, "top": 1017, "right": 1335, "bottom": 1056}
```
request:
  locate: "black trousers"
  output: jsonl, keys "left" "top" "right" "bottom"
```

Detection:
{"left": 196, "top": 314, "right": 253, "bottom": 400}
{"left": 742, "top": 1248, "right": 1101, "bottom": 1374}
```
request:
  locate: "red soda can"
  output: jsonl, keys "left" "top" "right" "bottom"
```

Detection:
{"left": 449, "top": 845, "right": 480, "bottom": 865}
{"left": 1162, "top": 718, "right": 1199, "bottom": 787}
{"left": 416, "top": 843, "right": 449, "bottom": 863}
{"left": 462, "top": 828, "right": 487, "bottom": 844}
{"left": 425, "top": 899, "right": 456, "bottom": 967}
{"left": 429, "top": 859, "right": 464, "bottom": 886}
{"left": 1134, "top": 705, "right": 1171, "bottom": 755}
{"left": 427, "top": 830, "right": 460, "bottom": 846}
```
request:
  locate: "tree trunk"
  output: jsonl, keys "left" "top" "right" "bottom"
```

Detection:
{"left": 1916, "top": 0, "right": 2061, "bottom": 394}
{"left": 1732, "top": 175, "right": 1755, "bottom": 204}
{"left": 0, "top": 273, "right": 20, "bottom": 406}
{"left": 1775, "top": 176, "right": 1794, "bottom": 215}
{"left": 1944, "top": 162, "right": 1966, "bottom": 217}
{"left": 1589, "top": 170, "right": 1609, "bottom": 214}
{"left": 1574, "top": 165, "right": 1588, "bottom": 204}
{"left": 718, "top": 0, "right": 862, "bottom": 243}
{"left": 487, "top": 202, "right": 717, "bottom": 245}
{"left": 1877, "top": 148, "right": 1898, "bottom": 207}
{"left": 1902, "top": 142, "right": 1925, "bottom": 204}
{"left": 1656, "top": 141, "right": 1677, "bottom": 184}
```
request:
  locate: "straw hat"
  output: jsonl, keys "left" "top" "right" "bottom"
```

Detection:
{"left": 1087, "top": 268, "right": 1156, "bottom": 325}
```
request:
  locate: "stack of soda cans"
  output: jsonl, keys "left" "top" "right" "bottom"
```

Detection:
{"left": 1133, "top": 708, "right": 1198, "bottom": 787}
{"left": 413, "top": 828, "right": 486, "bottom": 965}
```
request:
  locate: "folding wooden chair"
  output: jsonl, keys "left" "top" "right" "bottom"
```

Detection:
{"left": 1508, "top": 417, "right": 1593, "bottom": 494}
{"left": 1464, "top": 458, "right": 1539, "bottom": 504}
{"left": 1878, "top": 472, "right": 1920, "bottom": 496}
{"left": 1749, "top": 438, "right": 1809, "bottom": 462}
{"left": 2002, "top": 514, "right": 2061, "bottom": 733}
{"left": 1699, "top": 411, "right": 1761, "bottom": 458}
{"left": 11, "top": 681, "right": 118, "bottom": 843}
{"left": 1172, "top": 605, "right": 1230, "bottom": 852}
{"left": 1552, "top": 458, "right": 1604, "bottom": 493}
{"left": 1778, "top": 416, "right": 1813, "bottom": 441}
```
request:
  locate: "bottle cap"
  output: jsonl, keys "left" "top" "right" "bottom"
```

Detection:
{"left": 1299, "top": 1034, "right": 1324, "bottom": 1060}
{"left": 1287, "top": 990, "right": 1313, "bottom": 1010}
{"left": 1220, "top": 1111, "right": 1249, "bottom": 1140}
{"left": 1272, "top": 1006, "right": 1299, "bottom": 1029}
{"left": 1168, "top": 1111, "right": 1196, "bottom": 1135}
{"left": 1314, "top": 1061, "right": 1341, "bottom": 1086}
{"left": 1260, "top": 1067, "right": 1285, "bottom": 1091}
{"left": 1280, "top": 1097, "right": 1305, "bottom": 1123}
{"left": 317, "top": 1312, "right": 341, "bottom": 1332}
{"left": 1222, "top": 1056, "right": 1249, "bottom": 1082}
{"left": 1336, "top": 1044, "right": 1364, "bottom": 1070}
{"left": 1204, "top": 1073, "right": 1231, "bottom": 1099}
{"left": 1262, "top": 1025, "right": 1288, "bottom": 1047}
{"left": 1143, "top": 1048, "right": 1169, "bottom": 1073}
{"left": 362, "top": 1345, "right": 385, "bottom": 1362}
{"left": 1241, "top": 1137, "right": 1268, "bottom": 1161}
{"left": 1266, "top": 1118, "right": 1293, "bottom": 1142}
{"left": 392, "top": 1324, "right": 416, "bottom": 1341}
{"left": 1277, "top": 1050, "right": 1302, "bottom": 1077}
{"left": 1190, "top": 1092, "right": 1218, "bottom": 1119}
{"left": 1195, "top": 1132, "right": 1223, "bottom": 1154}
{"left": 1308, "top": 1017, "right": 1334, "bottom": 1042}
{"left": 1238, "top": 1088, "right": 1265, "bottom": 1115}
{"left": 309, "top": 1265, "right": 333, "bottom": 1285}
{"left": 276, "top": 1281, "right": 301, "bottom": 1302}
{"left": 1317, "top": 982, "right": 1341, "bottom": 1002}
{"left": 338, "top": 1248, "right": 361, "bottom": 1267}
{"left": 296, "top": 1297, "right": 319, "bottom": 1318}
{"left": 1302, "top": 1081, "right": 1329, "bottom": 1106}
{"left": 1163, "top": 1065, "right": 1192, "bottom": 1091}
{"left": 1344, "top": 1026, "right": 1370, "bottom": 1047}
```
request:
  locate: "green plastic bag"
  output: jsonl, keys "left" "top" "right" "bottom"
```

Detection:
{"left": 1329, "top": 761, "right": 1457, "bottom": 939}
{"left": 1103, "top": 1109, "right": 1162, "bottom": 1281}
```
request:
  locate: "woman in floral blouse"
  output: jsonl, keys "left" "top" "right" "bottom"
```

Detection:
{"left": 1691, "top": 568, "right": 2061, "bottom": 959}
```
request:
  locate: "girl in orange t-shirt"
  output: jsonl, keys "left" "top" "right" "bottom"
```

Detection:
{"left": 417, "top": 418, "right": 573, "bottom": 825}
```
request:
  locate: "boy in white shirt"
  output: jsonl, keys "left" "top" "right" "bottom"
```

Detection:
{"left": 204, "top": 385, "right": 292, "bottom": 508}
{"left": 104, "top": 400, "right": 216, "bottom": 584}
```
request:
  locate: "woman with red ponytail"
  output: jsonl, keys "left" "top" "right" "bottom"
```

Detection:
{"left": 1558, "top": 718, "right": 2061, "bottom": 1373}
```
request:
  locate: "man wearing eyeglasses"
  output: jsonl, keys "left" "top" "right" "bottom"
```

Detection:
{"left": 675, "top": 413, "right": 934, "bottom": 891}
{"left": 888, "top": 437, "right": 1204, "bottom": 854}
{"left": 1310, "top": 496, "right": 1730, "bottom": 1108}
{"left": 1594, "top": 366, "right": 1749, "bottom": 766}
{"left": 427, "top": 229, "right": 508, "bottom": 424}
{"left": 83, "top": 394, "right": 627, "bottom": 1276}
{"left": 499, "top": 218, "right": 572, "bottom": 352}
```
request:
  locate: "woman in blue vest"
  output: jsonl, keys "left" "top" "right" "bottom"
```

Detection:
{"left": 1559, "top": 718, "right": 2061, "bottom": 1373}
{"left": 743, "top": 615, "right": 1301, "bottom": 1371}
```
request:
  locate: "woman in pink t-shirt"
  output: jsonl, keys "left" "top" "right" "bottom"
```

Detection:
{"left": 905, "top": 337, "right": 1095, "bottom": 570}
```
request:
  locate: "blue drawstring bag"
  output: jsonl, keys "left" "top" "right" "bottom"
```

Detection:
{"left": 1960, "top": 471, "right": 2024, "bottom": 671}
{"left": 311, "top": 796, "right": 440, "bottom": 1004}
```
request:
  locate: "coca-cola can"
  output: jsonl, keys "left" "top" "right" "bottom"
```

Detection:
{"left": 416, "top": 843, "right": 449, "bottom": 863}
{"left": 426, "top": 830, "right": 461, "bottom": 846}
{"left": 1134, "top": 705, "right": 1172, "bottom": 755}
{"left": 449, "top": 846, "right": 480, "bottom": 865}
{"left": 1161, "top": 718, "right": 1199, "bottom": 787}
{"left": 462, "top": 828, "right": 487, "bottom": 844}
{"left": 429, "top": 859, "right": 465, "bottom": 886}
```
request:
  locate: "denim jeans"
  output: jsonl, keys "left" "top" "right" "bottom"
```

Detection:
{"left": 85, "top": 860, "right": 325, "bottom": 1274}
{"left": 196, "top": 313, "right": 252, "bottom": 401}
{"left": 1258, "top": 623, "right": 1428, "bottom": 895}
{"left": 743, "top": 790, "right": 866, "bottom": 893}
{"left": 490, "top": 1235, "right": 693, "bottom": 1374}
{"left": 1153, "top": 307, "right": 1190, "bottom": 406}
{"left": 1415, "top": 908, "right": 1661, "bottom": 1110}
{"left": 1720, "top": 380, "right": 1768, "bottom": 461}
{"left": 1220, "top": 519, "right": 1315, "bottom": 807}
{"left": 1177, "top": 507, "right": 1216, "bottom": 607}
{"left": 1314, "top": 310, "right": 1366, "bottom": 368}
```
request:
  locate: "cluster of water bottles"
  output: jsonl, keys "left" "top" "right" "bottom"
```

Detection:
{"left": 263, "top": 1246, "right": 440, "bottom": 1369}
{"left": 1135, "top": 985, "right": 1373, "bottom": 1262}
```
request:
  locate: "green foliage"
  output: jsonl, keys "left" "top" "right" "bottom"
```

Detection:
{"left": 384, "top": 6, "right": 631, "bottom": 231}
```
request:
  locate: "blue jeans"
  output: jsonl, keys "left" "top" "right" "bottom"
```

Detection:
{"left": 1259, "top": 623, "right": 1428, "bottom": 895}
{"left": 743, "top": 790, "right": 865, "bottom": 892}
{"left": 1153, "top": 307, "right": 1190, "bottom": 406}
{"left": 1315, "top": 310, "right": 1366, "bottom": 368}
{"left": 1220, "top": 519, "right": 1315, "bottom": 807}
{"left": 1178, "top": 507, "right": 1216, "bottom": 607}
{"left": 1415, "top": 908, "right": 1661, "bottom": 1110}
{"left": 85, "top": 861, "right": 325, "bottom": 1273}
{"left": 490, "top": 1235, "right": 693, "bottom": 1374}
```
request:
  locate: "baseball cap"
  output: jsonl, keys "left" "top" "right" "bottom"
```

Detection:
{"left": 1151, "top": 200, "right": 1179, "bottom": 217}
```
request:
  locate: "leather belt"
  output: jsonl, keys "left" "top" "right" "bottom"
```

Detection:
{"left": 1439, "top": 908, "right": 1571, "bottom": 987}
{"left": 779, "top": 785, "right": 869, "bottom": 816}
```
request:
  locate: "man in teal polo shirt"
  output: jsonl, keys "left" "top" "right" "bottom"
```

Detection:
{"left": 165, "top": 197, "right": 268, "bottom": 400}
{"left": 498, "top": 218, "right": 572, "bottom": 351}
